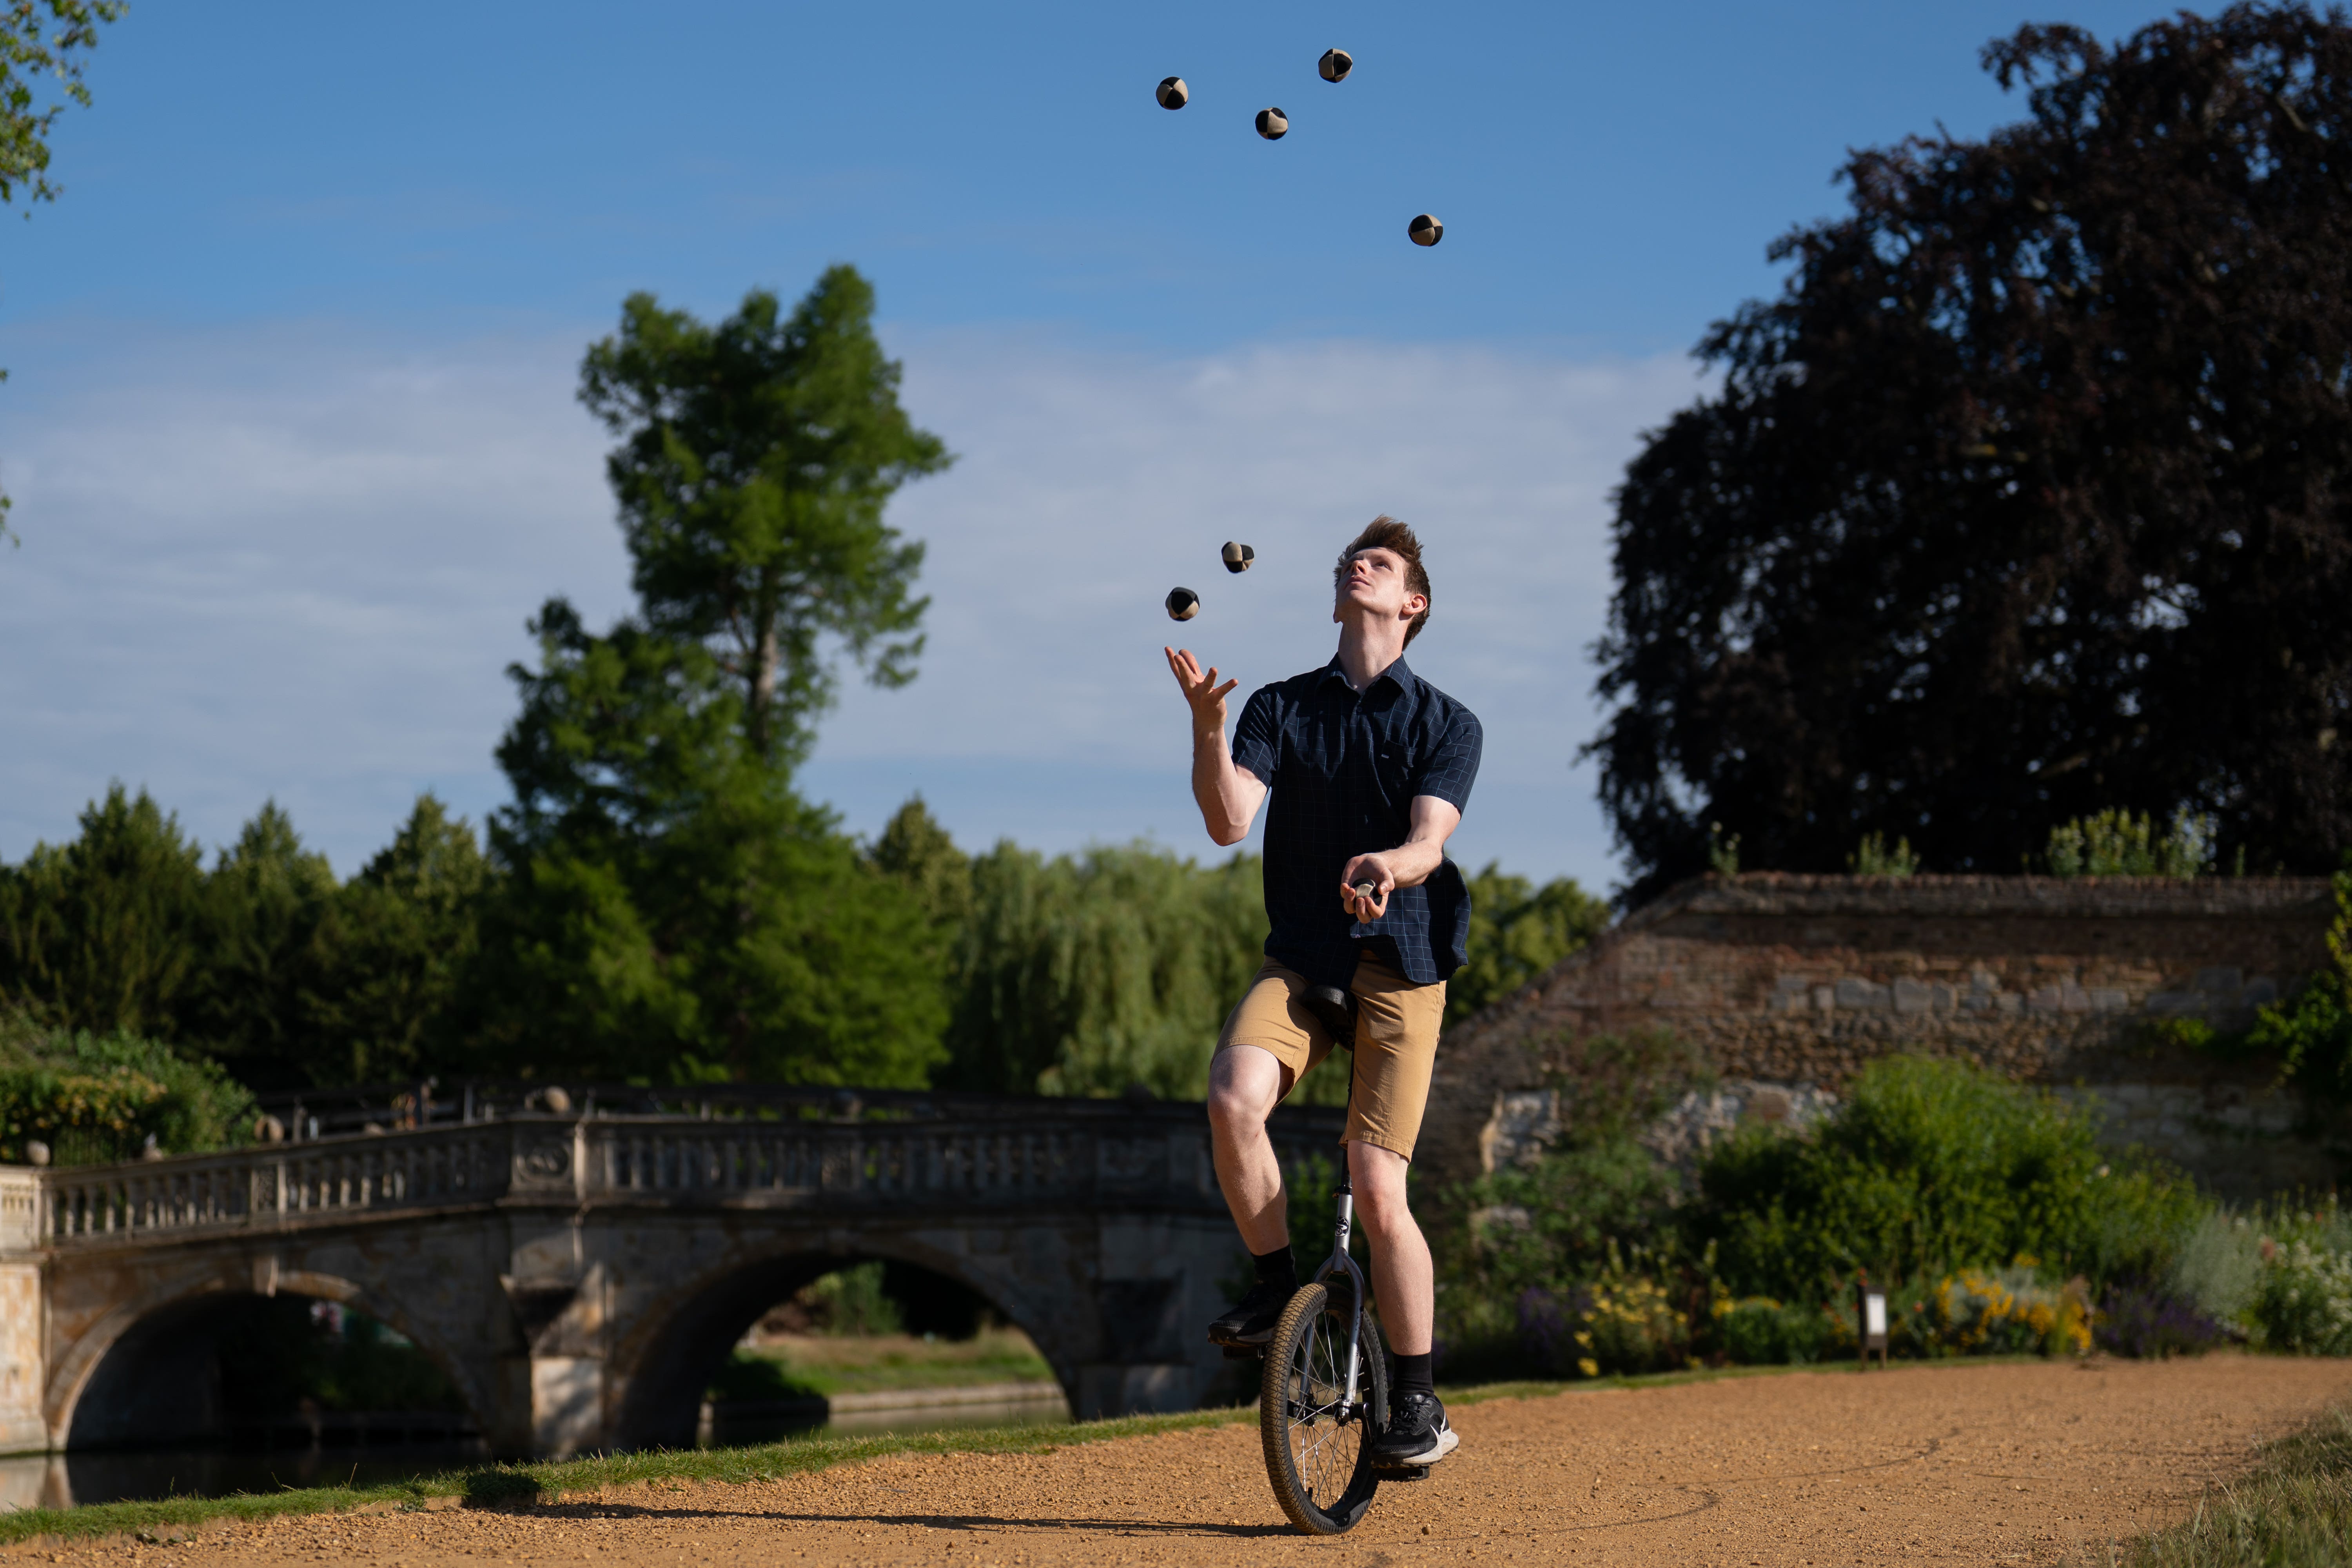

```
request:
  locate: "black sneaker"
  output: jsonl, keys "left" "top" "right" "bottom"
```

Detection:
{"left": 1370, "top": 1391, "right": 1459, "bottom": 1467}
{"left": 1206, "top": 1279, "right": 1292, "bottom": 1347}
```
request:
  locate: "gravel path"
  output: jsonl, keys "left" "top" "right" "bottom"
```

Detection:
{"left": 22, "top": 1355, "right": 2351, "bottom": 1567}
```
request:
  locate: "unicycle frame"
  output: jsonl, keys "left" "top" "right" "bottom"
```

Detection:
{"left": 1316, "top": 1176, "right": 1372, "bottom": 1416}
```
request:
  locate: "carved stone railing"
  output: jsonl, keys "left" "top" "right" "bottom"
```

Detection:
{"left": 11, "top": 1100, "right": 1346, "bottom": 1252}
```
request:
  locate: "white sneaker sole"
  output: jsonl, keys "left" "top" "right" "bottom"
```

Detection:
{"left": 1383, "top": 1425, "right": 1459, "bottom": 1467}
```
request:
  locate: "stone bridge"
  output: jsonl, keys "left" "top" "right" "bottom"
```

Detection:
{"left": 0, "top": 1093, "right": 1344, "bottom": 1459}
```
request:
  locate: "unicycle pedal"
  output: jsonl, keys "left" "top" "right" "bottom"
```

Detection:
{"left": 1372, "top": 1464, "right": 1431, "bottom": 1483}
{"left": 1222, "top": 1344, "right": 1262, "bottom": 1360}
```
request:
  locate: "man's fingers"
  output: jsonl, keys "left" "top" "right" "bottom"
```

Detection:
{"left": 1212, "top": 679, "right": 1239, "bottom": 701}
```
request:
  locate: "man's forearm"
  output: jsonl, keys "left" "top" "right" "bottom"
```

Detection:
{"left": 1192, "top": 726, "right": 1252, "bottom": 845}
{"left": 1374, "top": 833, "right": 1449, "bottom": 889}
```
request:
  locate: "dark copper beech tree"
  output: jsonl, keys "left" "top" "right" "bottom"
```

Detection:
{"left": 1590, "top": 4, "right": 2352, "bottom": 898}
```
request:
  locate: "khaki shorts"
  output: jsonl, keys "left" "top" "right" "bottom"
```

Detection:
{"left": 1213, "top": 951, "right": 1446, "bottom": 1160}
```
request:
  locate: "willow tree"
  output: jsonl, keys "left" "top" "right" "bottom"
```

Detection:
{"left": 1590, "top": 4, "right": 2352, "bottom": 898}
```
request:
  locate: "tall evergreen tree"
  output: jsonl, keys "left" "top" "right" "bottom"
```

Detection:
{"left": 0, "top": 785, "right": 204, "bottom": 1036}
{"left": 489, "top": 269, "right": 953, "bottom": 1084}
{"left": 1590, "top": 4, "right": 2352, "bottom": 897}
{"left": 305, "top": 795, "right": 493, "bottom": 1085}
{"left": 186, "top": 801, "right": 338, "bottom": 1086}
{"left": 577, "top": 266, "right": 950, "bottom": 767}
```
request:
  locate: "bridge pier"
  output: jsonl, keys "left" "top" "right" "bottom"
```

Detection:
{"left": 2, "top": 1098, "right": 1341, "bottom": 1460}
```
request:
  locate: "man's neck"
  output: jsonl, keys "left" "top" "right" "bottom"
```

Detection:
{"left": 1334, "top": 620, "right": 1408, "bottom": 691}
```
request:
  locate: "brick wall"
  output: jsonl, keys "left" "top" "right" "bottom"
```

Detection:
{"left": 1419, "top": 874, "right": 2345, "bottom": 1202}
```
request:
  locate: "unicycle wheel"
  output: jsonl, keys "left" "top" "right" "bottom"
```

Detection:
{"left": 1259, "top": 1280, "right": 1388, "bottom": 1535}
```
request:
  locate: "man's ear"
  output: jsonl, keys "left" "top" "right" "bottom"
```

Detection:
{"left": 1402, "top": 592, "right": 1429, "bottom": 621}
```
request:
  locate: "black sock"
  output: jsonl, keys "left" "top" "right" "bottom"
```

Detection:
{"left": 1394, "top": 1351, "right": 1434, "bottom": 1403}
{"left": 1252, "top": 1245, "right": 1297, "bottom": 1295}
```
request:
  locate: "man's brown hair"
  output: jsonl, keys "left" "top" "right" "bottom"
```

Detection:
{"left": 1334, "top": 515, "right": 1432, "bottom": 646}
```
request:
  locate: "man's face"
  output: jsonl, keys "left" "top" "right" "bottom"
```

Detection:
{"left": 1334, "top": 547, "right": 1428, "bottom": 627}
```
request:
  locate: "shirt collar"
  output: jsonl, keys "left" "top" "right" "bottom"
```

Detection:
{"left": 1321, "top": 653, "right": 1414, "bottom": 697}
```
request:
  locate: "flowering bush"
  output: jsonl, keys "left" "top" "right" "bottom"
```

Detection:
{"left": 1917, "top": 1266, "right": 2091, "bottom": 1356}
{"left": 2095, "top": 1282, "right": 2229, "bottom": 1359}
{"left": 1517, "top": 1243, "right": 1692, "bottom": 1377}
{"left": 2251, "top": 1238, "right": 2352, "bottom": 1356}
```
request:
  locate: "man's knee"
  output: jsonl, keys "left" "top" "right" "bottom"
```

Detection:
{"left": 1347, "top": 1143, "right": 1416, "bottom": 1229}
{"left": 1207, "top": 1046, "right": 1283, "bottom": 1132}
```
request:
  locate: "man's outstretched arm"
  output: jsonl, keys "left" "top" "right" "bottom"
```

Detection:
{"left": 1339, "top": 795, "right": 1463, "bottom": 921}
{"left": 1165, "top": 645, "right": 1268, "bottom": 846}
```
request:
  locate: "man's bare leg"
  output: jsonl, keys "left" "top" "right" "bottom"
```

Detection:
{"left": 1347, "top": 1139, "right": 1431, "bottom": 1354}
{"left": 1206, "top": 1045, "right": 1289, "bottom": 1253}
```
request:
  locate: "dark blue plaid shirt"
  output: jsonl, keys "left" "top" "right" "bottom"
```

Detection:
{"left": 1231, "top": 655, "right": 1483, "bottom": 991}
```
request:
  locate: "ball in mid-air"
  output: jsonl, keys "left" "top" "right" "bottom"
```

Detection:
{"left": 1221, "top": 541, "right": 1255, "bottom": 573}
{"left": 1166, "top": 586, "right": 1201, "bottom": 621}
{"left": 1408, "top": 212, "right": 1443, "bottom": 247}
{"left": 1156, "top": 76, "right": 1188, "bottom": 110}
{"left": 1255, "top": 107, "right": 1289, "bottom": 140}
{"left": 1319, "top": 47, "right": 1353, "bottom": 83}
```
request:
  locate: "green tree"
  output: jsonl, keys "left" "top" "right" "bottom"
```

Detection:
{"left": 481, "top": 267, "right": 954, "bottom": 1085}
{"left": 0, "top": 0, "right": 126, "bottom": 543}
{"left": 0, "top": 784, "right": 205, "bottom": 1036}
{"left": 185, "top": 802, "right": 338, "bottom": 1088}
{"left": 1445, "top": 865, "right": 1610, "bottom": 1026}
{"left": 489, "top": 597, "right": 946, "bottom": 1085}
{"left": 1591, "top": 6, "right": 2352, "bottom": 898}
{"left": 577, "top": 267, "right": 951, "bottom": 767}
{"left": 304, "top": 795, "right": 494, "bottom": 1085}
{"left": 868, "top": 795, "right": 971, "bottom": 932}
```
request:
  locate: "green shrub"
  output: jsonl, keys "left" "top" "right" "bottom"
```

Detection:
{"left": 2042, "top": 807, "right": 2214, "bottom": 877}
{"left": 2245, "top": 870, "right": 2352, "bottom": 1112}
{"left": 1713, "top": 1296, "right": 1836, "bottom": 1365}
{"left": 1688, "top": 1055, "right": 2198, "bottom": 1301}
{"left": 800, "top": 1263, "right": 904, "bottom": 1337}
{"left": 0, "top": 1010, "right": 256, "bottom": 1163}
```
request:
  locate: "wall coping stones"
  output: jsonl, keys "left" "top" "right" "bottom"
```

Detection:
{"left": 1620, "top": 873, "right": 2335, "bottom": 929}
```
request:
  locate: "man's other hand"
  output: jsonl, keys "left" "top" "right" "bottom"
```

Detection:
{"left": 1341, "top": 854, "right": 1394, "bottom": 920}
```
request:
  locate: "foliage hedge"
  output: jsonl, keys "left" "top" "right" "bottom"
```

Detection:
{"left": 1433, "top": 1050, "right": 2344, "bottom": 1382}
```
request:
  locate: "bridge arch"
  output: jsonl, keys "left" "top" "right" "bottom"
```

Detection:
{"left": 53, "top": 1268, "right": 488, "bottom": 1451}
{"left": 608, "top": 1234, "right": 1069, "bottom": 1451}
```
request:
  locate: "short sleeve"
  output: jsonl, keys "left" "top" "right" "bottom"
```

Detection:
{"left": 1410, "top": 706, "right": 1482, "bottom": 811}
{"left": 1230, "top": 685, "right": 1281, "bottom": 785}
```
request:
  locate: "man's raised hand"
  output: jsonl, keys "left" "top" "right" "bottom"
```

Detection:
{"left": 1165, "top": 646, "right": 1239, "bottom": 731}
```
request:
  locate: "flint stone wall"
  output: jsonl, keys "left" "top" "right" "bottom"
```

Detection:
{"left": 1422, "top": 874, "right": 2347, "bottom": 1203}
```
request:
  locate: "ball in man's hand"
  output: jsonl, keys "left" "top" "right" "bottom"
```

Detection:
{"left": 1166, "top": 586, "right": 1200, "bottom": 621}
{"left": 1319, "top": 48, "right": 1354, "bottom": 83}
{"left": 1156, "top": 76, "right": 1188, "bottom": 110}
{"left": 1221, "top": 541, "right": 1255, "bottom": 573}
{"left": 1408, "top": 213, "right": 1443, "bottom": 247}
{"left": 1255, "top": 107, "right": 1289, "bottom": 140}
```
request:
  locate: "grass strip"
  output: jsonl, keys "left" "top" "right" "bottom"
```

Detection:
{"left": 0, "top": 1408, "right": 1250, "bottom": 1545}
{"left": 0, "top": 1352, "right": 2056, "bottom": 1546}
{"left": 2078, "top": 1404, "right": 2352, "bottom": 1568}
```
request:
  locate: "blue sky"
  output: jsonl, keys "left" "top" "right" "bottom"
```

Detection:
{"left": 1, "top": 0, "right": 2177, "bottom": 892}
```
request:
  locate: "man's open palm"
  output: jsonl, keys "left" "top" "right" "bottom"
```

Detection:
{"left": 1165, "top": 646, "right": 1239, "bottom": 730}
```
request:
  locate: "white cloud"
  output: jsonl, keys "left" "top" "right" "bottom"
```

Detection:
{"left": 0, "top": 319, "right": 1703, "bottom": 891}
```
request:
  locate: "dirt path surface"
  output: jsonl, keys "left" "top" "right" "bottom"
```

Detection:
{"left": 24, "top": 1356, "right": 2352, "bottom": 1568}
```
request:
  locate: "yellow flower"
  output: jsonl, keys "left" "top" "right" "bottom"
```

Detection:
{"left": 1577, "top": 1358, "right": 1599, "bottom": 1379}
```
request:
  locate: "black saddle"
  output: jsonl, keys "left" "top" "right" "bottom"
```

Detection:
{"left": 1301, "top": 984, "right": 1359, "bottom": 1047}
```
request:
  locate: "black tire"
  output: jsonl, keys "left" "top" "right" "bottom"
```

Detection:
{"left": 1259, "top": 1279, "right": 1388, "bottom": 1535}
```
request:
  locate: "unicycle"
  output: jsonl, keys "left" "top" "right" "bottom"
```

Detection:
{"left": 1257, "top": 1176, "right": 1392, "bottom": 1535}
